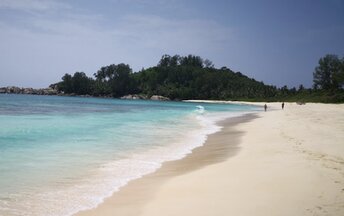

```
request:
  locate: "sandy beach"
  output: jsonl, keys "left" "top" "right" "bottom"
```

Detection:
{"left": 76, "top": 102, "right": 344, "bottom": 216}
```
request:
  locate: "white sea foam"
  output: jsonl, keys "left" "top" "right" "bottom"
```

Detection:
{"left": 195, "top": 105, "right": 205, "bottom": 114}
{"left": 53, "top": 110, "right": 250, "bottom": 216}
{"left": 0, "top": 106, "right": 254, "bottom": 216}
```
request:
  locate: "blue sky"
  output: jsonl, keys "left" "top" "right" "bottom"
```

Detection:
{"left": 0, "top": 0, "right": 343, "bottom": 88}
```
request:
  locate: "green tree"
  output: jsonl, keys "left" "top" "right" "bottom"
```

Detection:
{"left": 298, "top": 84, "right": 305, "bottom": 92}
{"left": 334, "top": 57, "right": 344, "bottom": 89}
{"left": 94, "top": 63, "right": 135, "bottom": 97}
{"left": 60, "top": 73, "right": 73, "bottom": 93}
{"left": 72, "top": 72, "right": 93, "bottom": 95}
{"left": 204, "top": 59, "right": 214, "bottom": 68}
{"left": 110, "top": 63, "right": 135, "bottom": 97}
{"left": 158, "top": 54, "right": 172, "bottom": 67}
{"left": 313, "top": 54, "right": 342, "bottom": 90}
{"left": 179, "top": 55, "right": 204, "bottom": 68}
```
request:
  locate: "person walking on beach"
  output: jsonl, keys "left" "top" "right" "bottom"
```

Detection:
{"left": 264, "top": 104, "right": 267, "bottom": 112}
{"left": 282, "top": 102, "right": 285, "bottom": 110}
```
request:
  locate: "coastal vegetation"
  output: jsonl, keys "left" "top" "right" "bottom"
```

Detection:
{"left": 53, "top": 55, "right": 278, "bottom": 101}
{"left": 2, "top": 54, "right": 343, "bottom": 103}
{"left": 51, "top": 54, "right": 344, "bottom": 103}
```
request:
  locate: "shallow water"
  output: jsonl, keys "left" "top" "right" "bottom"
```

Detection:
{"left": 0, "top": 94, "right": 257, "bottom": 216}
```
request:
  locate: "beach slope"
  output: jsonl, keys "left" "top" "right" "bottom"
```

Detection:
{"left": 77, "top": 103, "right": 344, "bottom": 216}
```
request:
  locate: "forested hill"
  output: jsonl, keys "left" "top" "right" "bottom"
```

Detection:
{"left": 53, "top": 54, "right": 278, "bottom": 101}
{"left": 53, "top": 54, "right": 344, "bottom": 102}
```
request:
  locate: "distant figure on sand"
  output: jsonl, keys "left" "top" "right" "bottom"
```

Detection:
{"left": 282, "top": 102, "right": 285, "bottom": 110}
{"left": 264, "top": 104, "right": 267, "bottom": 112}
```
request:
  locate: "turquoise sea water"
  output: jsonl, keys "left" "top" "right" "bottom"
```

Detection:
{"left": 0, "top": 94, "right": 257, "bottom": 216}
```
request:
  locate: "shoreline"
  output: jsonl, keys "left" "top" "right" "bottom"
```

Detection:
{"left": 139, "top": 102, "right": 344, "bottom": 216}
{"left": 75, "top": 113, "right": 257, "bottom": 216}
{"left": 75, "top": 102, "right": 344, "bottom": 216}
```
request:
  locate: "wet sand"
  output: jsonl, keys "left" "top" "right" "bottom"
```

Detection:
{"left": 76, "top": 114, "right": 256, "bottom": 216}
{"left": 76, "top": 102, "right": 344, "bottom": 216}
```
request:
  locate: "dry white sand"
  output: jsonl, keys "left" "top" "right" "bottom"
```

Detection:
{"left": 76, "top": 102, "right": 344, "bottom": 216}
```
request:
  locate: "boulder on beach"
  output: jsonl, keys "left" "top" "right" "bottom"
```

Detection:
{"left": 121, "top": 94, "right": 148, "bottom": 100}
{"left": 150, "top": 95, "right": 170, "bottom": 101}
{"left": 0, "top": 86, "right": 58, "bottom": 95}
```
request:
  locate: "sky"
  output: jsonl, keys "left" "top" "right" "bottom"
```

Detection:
{"left": 0, "top": 0, "right": 343, "bottom": 88}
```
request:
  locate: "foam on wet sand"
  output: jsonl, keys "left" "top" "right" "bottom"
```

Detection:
{"left": 76, "top": 102, "right": 344, "bottom": 216}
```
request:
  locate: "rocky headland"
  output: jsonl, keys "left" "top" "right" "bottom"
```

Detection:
{"left": 0, "top": 86, "right": 171, "bottom": 101}
{"left": 0, "top": 86, "right": 58, "bottom": 95}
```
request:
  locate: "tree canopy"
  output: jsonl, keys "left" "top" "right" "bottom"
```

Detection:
{"left": 53, "top": 54, "right": 344, "bottom": 103}
{"left": 59, "top": 72, "right": 93, "bottom": 95}
{"left": 55, "top": 54, "right": 278, "bottom": 100}
{"left": 92, "top": 63, "right": 137, "bottom": 97}
{"left": 313, "top": 54, "right": 344, "bottom": 90}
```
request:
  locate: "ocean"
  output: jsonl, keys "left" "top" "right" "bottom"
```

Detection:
{"left": 0, "top": 94, "right": 257, "bottom": 216}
